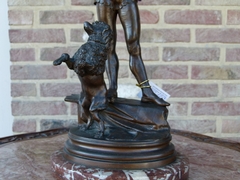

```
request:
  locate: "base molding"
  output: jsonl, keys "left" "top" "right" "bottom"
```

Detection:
{"left": 63, "top": 126, "right": 176, "bottom": 169}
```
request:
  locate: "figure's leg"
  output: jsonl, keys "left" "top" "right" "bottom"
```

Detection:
{"left": 118, "top": 2, "right": 170, "bottom": 106}
{"left": 96, "top": 4, "right": 119, "bottom": 100}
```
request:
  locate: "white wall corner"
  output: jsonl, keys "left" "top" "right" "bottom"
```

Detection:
{"left": 0, "top": 1, "right": 13, "bottom": 137}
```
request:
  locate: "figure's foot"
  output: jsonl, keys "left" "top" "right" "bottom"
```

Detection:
{"left": 141, "top": 94, "right": 170, "bottom": 106}
{"left": 107, "top": 88, "right": 117, "bottom": 102}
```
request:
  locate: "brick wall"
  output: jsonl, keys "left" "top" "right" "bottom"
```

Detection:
{"left": 8, "top": 0, "right": 240, "bottom": 139}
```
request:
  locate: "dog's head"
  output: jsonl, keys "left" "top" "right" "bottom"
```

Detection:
{"left": 84, "top": 21, "right": 113, "bottom": 46}
{"left": 74, "top": 21, "right": 113, "bottom": 77}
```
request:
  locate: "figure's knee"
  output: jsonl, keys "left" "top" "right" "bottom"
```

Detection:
{"left": 127, "top": 40, "right": 141, "bottom": 56}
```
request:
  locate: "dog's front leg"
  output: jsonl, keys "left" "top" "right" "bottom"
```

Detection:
{"left": 80, "top": 98, "right": 93, "bottom": 130}
{"left": 53, "top": 53, "right": 70, "bottom": 65}
{"left": 81, "top": 105, "right": 94, "bottom": 130}
{"left": 90, "top": 110, "right": 105, "bottom": 138}
{"left": 53, "top": 53, "right": 75, "bottom": 71}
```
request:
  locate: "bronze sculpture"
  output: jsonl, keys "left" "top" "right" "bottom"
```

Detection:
{"left": 53, "top": 21, "right": 170, "bottom": 138}
{"left": 52, "top": 0, "right": 176, "bottom": 169}
{"left": 53, "top": 21, "right": 113, "bottom": 137}
{"left": 94, "top": 0, "right": 170, "bottom": 106}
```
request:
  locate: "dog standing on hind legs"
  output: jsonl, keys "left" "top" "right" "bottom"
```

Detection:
{"left": 53, "top": 21, "right": 113, "bottom": 137}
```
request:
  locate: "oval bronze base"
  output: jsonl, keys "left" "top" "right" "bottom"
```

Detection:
{"left": 63, "top": 126, "right": 176, "bottom": 170}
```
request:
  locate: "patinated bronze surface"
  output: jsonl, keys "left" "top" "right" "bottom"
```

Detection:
{"left": 54, "top": 21, "right": 113, "bottom": 137}
{"left": 95, "top": 0, "right": 169, "bottom": 106}
{"left": 62, "top": 94, "right": 175, "bottom": 168}
{"left": 52, "top": 3, "right": 176, "bottom": 169}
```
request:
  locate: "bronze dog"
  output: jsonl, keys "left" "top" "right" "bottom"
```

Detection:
{"left": 53, "top": 21, "right": 113, "bottom": 136}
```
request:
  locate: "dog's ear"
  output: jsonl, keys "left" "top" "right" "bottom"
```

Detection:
{"left": 84, "top": 21, "right": 94, "bottom": 35}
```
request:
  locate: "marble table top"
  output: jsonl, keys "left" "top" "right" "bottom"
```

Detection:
{"left": 0, "top": 129, "right": 239, "bottom": 180}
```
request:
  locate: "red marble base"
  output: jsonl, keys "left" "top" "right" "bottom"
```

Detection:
{"left": 51, "top": 149, "right": 189, "bottom": 180}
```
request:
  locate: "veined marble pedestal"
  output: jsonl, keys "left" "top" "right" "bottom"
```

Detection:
{"left": 1, "top": 129, "right": 240, "bottom": 179}
{"left": 51, "top": 150, "right": 189, "bottom": 180}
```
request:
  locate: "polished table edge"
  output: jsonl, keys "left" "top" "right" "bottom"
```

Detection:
{"left": 0, "top": 128, "right": 239, "bottom": 153}
{"left": 171, "top": 129, "right": 240, "bottom": 152}
{"left": 0, "top": 128, "right": 69, "bottom": 145}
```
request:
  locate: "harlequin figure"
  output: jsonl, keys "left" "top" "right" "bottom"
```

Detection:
{"left": 94, "top": 0, "right": 170, "bottom": 106}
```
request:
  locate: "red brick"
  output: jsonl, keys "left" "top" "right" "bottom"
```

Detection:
{"left": 226, "top": 48, "right": 240, "bottom": 62}
{"left": 163, "top": 84, "right": 218, "bottom": 97}
{"left": 192, "top": 102, "right": 240, "bottom": 116}
{"left": 139, "top": 0, "right": 190, "bottom": 5}
{"left": 71, "top": 103, "right": 78, "bottom": 115}
{"left": 8, "top": 0, "right": 65, "bottom": 6}
{"left": 169, "top": 120, "right": 216, "bottom": 133}
{"left": 10, "top": 65, "right": 67, "bottom": 80}
{"left": 141, "top": 29, "right": 190, "bottom": 43}
{"left": 118, "top": 65, "right": 129, "bottom": 78}
{"left": 116, "top": 29, "right": 125, "bottom": 42}
{"left": 195, "top": 0, "right": 240, "bottom": 6}
{"left": 10, "top": 48, "right": 35, "bottom": 62}
{"left": 196, "top": 29, "right": 240, "bottom": 43}
{"left": 8, "top": 10, "right": 33, "bottom": 25}
{"left": 163, "top": 47, "right": 220, "bottom": 61}
{"left": 168, "top": 102, "right": 188, "bottom": 116}
{"left": 9, "top": 29, "right": 66, "bottom": 43}
{"left": 139, "top": 10, "right": 159, "bottom": 24}
{"left": 11, "top": 83, "right": 37, "bottom": 97}
{"left": 40, "top": 83, "right": 81, "bottom": 97}
{"left": 113, "top": 10, "right": 158, "bottom": 24}
{"left": 71, "top": 0, "right": 190, "bottom": 6}
{"left": 165, "top": 10, "right": 221, "bottom": 25}
{"left": 115, "top": 10, "right": 159, "bottom": 24}
{"left": 12, "top": 119, "right": 36, "bottom": 133}
{"left": 71, "top": 0, "right": 94, "bottom": 5}
{"left": 146, "top": 65, "right": 188, "bottom": 79}
{"left": 118, "top": 46, "right": 159, "bottom": 61}
{"left": 71, "top": 29, "right": 86, "bottom": 42}
{"left": 222, "top": 84, "right": 240, "bottom": 98}
{"left": 40, "top": 47, "right": 79, "bottom": 61}
{"left": 192, "top": 65, "right": 240, "bottom": 80}
{"left": 40, "top": 10, "right": 94, "bottom": 24}
{"left": 222, "top": 120, "right": 240, "bottom": 133}
{"left": 118, "top": 28, "right": 174, "bottom": 43}
{"left": 227, "top": 10, "right": 240, "bottom": 25}
{"left": 12, "top": 101, "right": 68, "bottom": 116}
